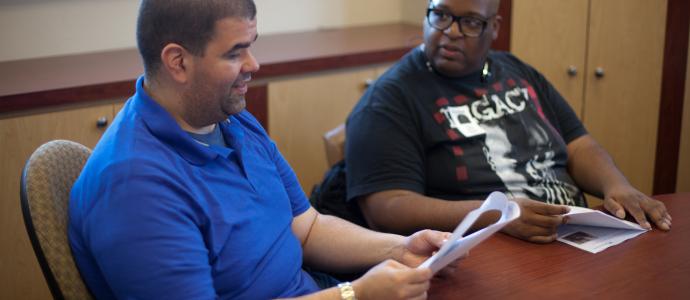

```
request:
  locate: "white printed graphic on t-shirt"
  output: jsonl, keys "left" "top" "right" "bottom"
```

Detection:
{"left": 440, "top": 86, "right": 580, "bottom": 205}
{"left": 481, "top": 125, "right": 530, "bottom": 198}
{"left": 471, "top": 88, "right": 528, "bottom": 122}
{"left": 441, "top": 106, "right": 485, "bottom": 137}
{"left": 482, "top": 123, "right": 579, "bottom": 205}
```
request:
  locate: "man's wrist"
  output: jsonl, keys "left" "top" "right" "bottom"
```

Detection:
{"left": 337, "top": 282, "right": 357, "bottom": 300}
{"left": 389, "top": 235, "right": 408, "bottom": 264}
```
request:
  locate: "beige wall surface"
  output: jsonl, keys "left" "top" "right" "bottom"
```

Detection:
{"left": 0, "top": 0, "right": 140, "bottom": 62}
{"left": 677, "top": 29, "right": 690, "bottom": 193}
{"left": 402, "top": 0, "right": 428, "bottom": 25}
{"left": 0, "top": 0, "right": 409, "bottom": 62}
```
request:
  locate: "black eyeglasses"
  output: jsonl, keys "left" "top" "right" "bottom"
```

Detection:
{"left": 426, "top": 7, "right": 494, "bottom": 37}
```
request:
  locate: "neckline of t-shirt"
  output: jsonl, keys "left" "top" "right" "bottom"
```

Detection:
{"left": 414, "top": 46, "right": 488, "bottom": 85}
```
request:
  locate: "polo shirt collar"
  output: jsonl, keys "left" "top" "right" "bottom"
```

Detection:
{"left": 132, "top": 76, "right": 244, "bottom": 165}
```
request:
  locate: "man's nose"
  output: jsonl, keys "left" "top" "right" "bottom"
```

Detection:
{"left": 444, "top": 21, "right": 464, "bottom": 39}
{"left": 243, "top": 51, "right": 260, "bottom": 74}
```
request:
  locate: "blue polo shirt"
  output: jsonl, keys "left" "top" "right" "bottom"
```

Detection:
{"left": 68, "top": 76, "right": 319, "bottom": 299}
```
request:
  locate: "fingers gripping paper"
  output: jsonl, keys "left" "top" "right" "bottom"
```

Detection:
{"left": 418, "top": 192, "right": 521, "bottom": 274}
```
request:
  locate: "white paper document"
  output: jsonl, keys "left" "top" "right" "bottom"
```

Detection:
{"left": 557, "top": 206, "right": 649, "bottom": 254}
{"left": 418, "top": 192, "right": 521, "bottom": 274}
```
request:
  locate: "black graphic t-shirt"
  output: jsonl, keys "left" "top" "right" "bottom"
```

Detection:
{"left": 346, "top": 47, "right": 586, "bottom": 206}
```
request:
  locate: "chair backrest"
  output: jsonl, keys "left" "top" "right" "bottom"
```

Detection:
{"left": 323, "top": 124, "right": 346, "bottom": 167}
{"left": 311, "top": 124, "right": 368, "bottom": 227}
{"left": 20, "top": 140, "right": 93, "bottom": 300}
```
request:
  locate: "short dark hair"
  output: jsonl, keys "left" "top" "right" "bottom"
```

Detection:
{"left": 137, "top": 0, "right": 257, "bottom": 77}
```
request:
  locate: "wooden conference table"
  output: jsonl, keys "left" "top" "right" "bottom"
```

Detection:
{"left": 428, "top": 193, "right": 690, "bottom": 299}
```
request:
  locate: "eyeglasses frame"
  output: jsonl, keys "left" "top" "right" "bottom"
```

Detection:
{"left": 426, "top": 7, "right": 496, "bottom": 37}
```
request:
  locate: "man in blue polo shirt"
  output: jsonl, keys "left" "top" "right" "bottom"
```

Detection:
{"left": 68, "top": 1, "right": 457, "bottom": 299}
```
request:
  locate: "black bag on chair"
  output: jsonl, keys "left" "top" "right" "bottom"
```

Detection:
{"left": 309, "top": 160, "right": 369, "bottom": 228}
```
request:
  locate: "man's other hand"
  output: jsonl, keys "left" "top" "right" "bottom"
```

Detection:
{"left": 603, "top": 184, "right": 671, "bottom": 231}
{"left": 397, "top": 230, "right": 465, "bottom": 278}
{"left": 502, "top": 198, "right": 570, "bottom": 243}
{"left": 352, "top": 260, "right": 432, "bottom": 300}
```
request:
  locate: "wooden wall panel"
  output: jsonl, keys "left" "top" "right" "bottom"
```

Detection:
{"left": 654, "top": 0, "right": 690, "bottom": 194}
{"left": 245, "top": 85, "right": 268, "bottom": 130}
{"left": 677, "top": 29, "right": 690, "bottom": 193}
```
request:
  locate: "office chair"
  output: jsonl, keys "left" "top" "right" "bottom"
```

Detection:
{"left": 311, "top": 123, "right": 368, "bottom": 227}
{"left": 323, "top": 123, "right": 346, "bottom": 167}
{"left": 20, "top": 140, "right": 93, "bottom": 300}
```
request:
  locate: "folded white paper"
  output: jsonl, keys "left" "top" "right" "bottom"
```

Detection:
{"left": 557, "top": 206, "right": 648, "bottom": 253}
{"left": 564, "top": 206, "right": 645, "bottom": 230}
{"left": 418, "top": 192, "right": 521, "bottom": 274}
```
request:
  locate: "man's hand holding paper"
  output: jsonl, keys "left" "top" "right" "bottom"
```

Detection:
{"left": 602, "top": 184, "right": 672, "bottom": 231}
{"left": 396, "top": 230, "right": 465, "bottom": 278}
{"left": 418, "top": 192, "right": 521, "bottom": 274}
{"left": 501, "top": 198, "right": 571, "bottom": 244}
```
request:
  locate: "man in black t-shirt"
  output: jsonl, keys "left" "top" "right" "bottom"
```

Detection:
{"left": 346, "top": 0, "right": 671, "bottom": 243}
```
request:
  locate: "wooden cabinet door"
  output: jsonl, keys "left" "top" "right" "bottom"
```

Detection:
{"left": 511, "top": 0, "right": 589, "bottom": 117}
{"left": 0, "top": 103, "right": 114, "bottom": 300}
{"left": 583, "top": 0, "right": 667, "bottom": 195}
{"left": 268, "top": 68, "right": 377, "bottom": 194}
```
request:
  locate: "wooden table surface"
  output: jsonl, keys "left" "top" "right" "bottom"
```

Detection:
{"left": 428, "top": 193, "right": 690, "bottom": 299}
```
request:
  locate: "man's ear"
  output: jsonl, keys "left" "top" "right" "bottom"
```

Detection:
{"left": 160, "top": 43, "right": 191, "bottom": 83}
{"left": 491, "top": 15, "right": 502, "bottom": 41}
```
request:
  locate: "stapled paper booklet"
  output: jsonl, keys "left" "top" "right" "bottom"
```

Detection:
{"left": 557, "top": 206, "right": 649, "bottom": 253}
{"left": 418, "top": 192, "right": 521, "bottom": 274}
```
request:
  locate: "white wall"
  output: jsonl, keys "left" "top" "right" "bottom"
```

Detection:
{"left": 0, "top": 0, "right": 430, "bottom": 62}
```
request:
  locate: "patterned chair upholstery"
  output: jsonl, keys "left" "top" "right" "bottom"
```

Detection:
{"left": 20, "top": 140, "right": 93, "bottom": 300}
